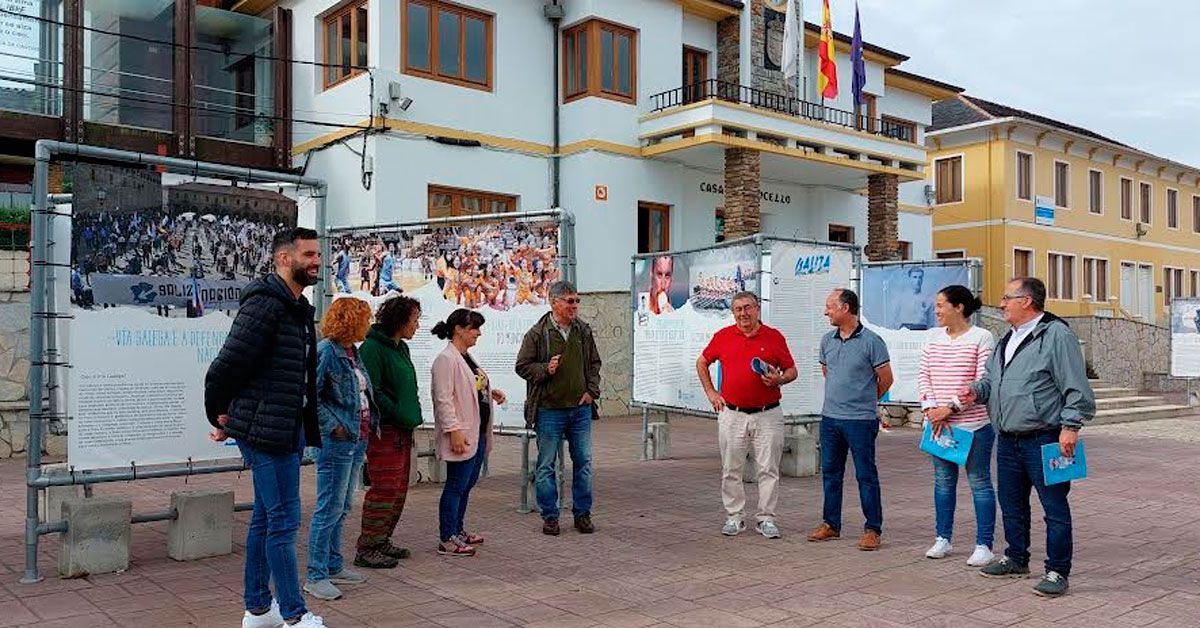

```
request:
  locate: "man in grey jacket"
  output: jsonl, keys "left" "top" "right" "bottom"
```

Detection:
{"left": 960, "top": 277, "right": 1095, "bottom": 598}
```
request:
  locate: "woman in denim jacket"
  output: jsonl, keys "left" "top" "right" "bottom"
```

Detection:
{"left": 304, "top": 297, "right": 379, "bottom": 601}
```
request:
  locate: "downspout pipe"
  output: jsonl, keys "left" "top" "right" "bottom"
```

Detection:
{"left": 545, "top": 1, "right": 564, "bottom": 209}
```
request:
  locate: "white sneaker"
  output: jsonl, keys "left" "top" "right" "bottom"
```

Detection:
{"left": 967, "top": 545, "right": 995, "bottom": 567}
{"left": 721, "top": 517, "right": 746, "bottom": 536}
{"left": 242, "top": 599, "right": 284, "bottom": 628}
{"left": 290, "top": 613, "right": 327, "bottom": 627}
{"left": 757, "top": 520, "right": 781, "bottom": 539}
{"left": 925, "top": 537, "right": 952, "bottom": 559}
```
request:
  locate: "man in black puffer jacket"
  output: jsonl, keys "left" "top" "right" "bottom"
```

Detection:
{"left": 205, "top": 227, "right": 324, "bottom": 628}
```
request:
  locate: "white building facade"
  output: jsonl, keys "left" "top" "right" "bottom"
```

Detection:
{"left": 261, "top": 0, "right": 959, "bottom": 293}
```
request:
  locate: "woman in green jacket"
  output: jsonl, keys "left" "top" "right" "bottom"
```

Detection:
{"left": 353, "top": 295, "right": 424, "bottom": 569}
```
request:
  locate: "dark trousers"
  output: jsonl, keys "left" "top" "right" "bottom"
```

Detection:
{"left": 996, "top": 429, "right": 1073, "bottom": 576}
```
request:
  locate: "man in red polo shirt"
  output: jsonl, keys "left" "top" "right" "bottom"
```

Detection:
{"left": 696, "top": 291, "right": 798, "bottom": 538}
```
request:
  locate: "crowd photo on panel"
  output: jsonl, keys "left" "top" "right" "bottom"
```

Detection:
{"left": 204, "top": 224, "right": 1093, "bottom": 627}
{"left": 329, "top": 222, "right": 560, "bottom": 309}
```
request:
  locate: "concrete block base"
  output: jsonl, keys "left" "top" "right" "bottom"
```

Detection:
{"left": 39, "top": 463, "right": 79, "bottom": 524}
{"left": 646, "top": 422, "right": 671, "bottom": 460}
{"left": 781, "top": 427, "right": 818, "bottom": 478}
{"left": 59, "top": 497, "right": 131, "bottom": 578}
{"left": 168, "top": 490, "right": 233, "bottom": 561}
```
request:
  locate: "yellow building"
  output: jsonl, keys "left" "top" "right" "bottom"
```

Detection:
{"left": 926, "top": 95, "right": 1200, "bottom": 323}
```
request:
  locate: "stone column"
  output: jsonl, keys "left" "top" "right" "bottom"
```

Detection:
{"left": 866, "top": 173, "right": 900, "bottom": 261}
{"left": 717, "top": 16, "right": 739, "bottom": 86}
{"left": 723, "top": 148, "right": 761, "bottom": 239}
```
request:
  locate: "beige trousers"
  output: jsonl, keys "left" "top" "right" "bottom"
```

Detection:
{"left": 718, "top": 406, "right": 784, "bottom": 522}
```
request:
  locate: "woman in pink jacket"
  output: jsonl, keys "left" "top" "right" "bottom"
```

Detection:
{"left": 430, "top": 308, "right": 506, "bottom": 556}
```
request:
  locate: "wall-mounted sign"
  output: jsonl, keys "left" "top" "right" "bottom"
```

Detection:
{"left": 700, "top": 181, "right": 792, "bottom": 205}
{"left": 1035, "top": 195, "right": 1055, "bottom": 226}
{"left": 595, "top": 185, "right": 608, "bottom": 202}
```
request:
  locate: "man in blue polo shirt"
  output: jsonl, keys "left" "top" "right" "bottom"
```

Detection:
{"left": 808, "top": 288, "right": 893, "bottom": 551}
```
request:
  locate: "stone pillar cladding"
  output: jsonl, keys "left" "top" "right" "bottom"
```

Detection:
{"left": 717, "top": 16, "right": 739, "bottom": 85}
{"left": 866, "top": 173, "right": 900, "bottom": 261}
{"left": 723, "top": 149, "right": 762, "bottom": 239}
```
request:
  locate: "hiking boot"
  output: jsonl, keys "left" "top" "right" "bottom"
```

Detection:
{"left": 379, "top": 541, "right": 411, "bottom": 560}
{"left": 353, "top": 548, "right": 399, "bottom": 569}
{"left": 857, "top": 530, "right": 882, "bottom": 551}
{"left": 574, "top": 513, "right": 594, "bottom": 534}
{"left": 437, "top": 535, "right": 476, "bottom": 557}
{"left": 1033, "top": 571, "right": 1069, "bottom": 597}
{"left": 302, "top": 579, "right": 342, "bottom": 601}
{"left": 807, "top": 522, "right": 840, "bottom": 542}
{"left": 543, "top": 518, "right": 560, "bottom": 536}
{"left": 979, "top": 556, "right": 1030, "bottom": 578}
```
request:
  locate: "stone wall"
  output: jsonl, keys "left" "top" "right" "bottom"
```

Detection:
{"left": 0, "top": 290, "right": 31, "bottom": 458}
{"left": 723, "top": 148, "right": 762, "bottom": 238}
{"left": 749, "top": 1, "right": 787, "bottom": 95}
{"left": 865, "top": 174, "right": 899, "bottom": 261}
{"left": 579, "top": 291, "right": 633, "bottom": 418}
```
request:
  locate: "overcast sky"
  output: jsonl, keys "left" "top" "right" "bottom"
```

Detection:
{"left": 810, "top": 0, "right": 1200, "bottom": 167}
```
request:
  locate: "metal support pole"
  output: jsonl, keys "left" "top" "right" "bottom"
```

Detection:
{"left": 313, "top": 186, "right": 329, "bottom": 322}
{"left": 21, "top": 148, "right": 49, "bottom": 585}
{"left": 640, "top": 406, "right": 650, "bottom": 460}
{"left": 517, "top": 431, "right": 532, "bottom": 514}
{"left": 38, "top": 501, "right": 255, "bottom": 535}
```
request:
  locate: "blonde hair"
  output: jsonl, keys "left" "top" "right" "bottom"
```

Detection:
{"left": 321, "top": 297, "right": 372, "bottom": 344}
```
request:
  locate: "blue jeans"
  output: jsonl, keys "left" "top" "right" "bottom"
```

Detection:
{"left": 931, "top": 423, "right": 996, "bottom": 547}
{"left": 237, "top": 441, "right": 306, "bottom": 621}
{"left": 997, "top": 429, "right": 1073, "bottom": 576}
{"left": 439, "top": 437, "right": 487, "bottom": 542}
{"left": 306, "top": 437, "right": 367, "bottom": 582}
{"left": 820, "top": 417, "right": 883, "bottom": 533}
{"left": 535, "top": 405, "right": 594, "bottom": 520}
{"left": 334, "top": 275, "right": 350, "bottom": 293}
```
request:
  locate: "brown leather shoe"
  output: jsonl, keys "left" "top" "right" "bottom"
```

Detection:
{"left": 807, "top": 522, "right": 840, "bottom": 542}
{"left": 542, "top": 518, "right": 560, "bottom": 536}
{"left": 857, "top": 530, "right": 882, "bottom": 551}
{"left": 574, "top": 513, "right": 594, "bottom": 534}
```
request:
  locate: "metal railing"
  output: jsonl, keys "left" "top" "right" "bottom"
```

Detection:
{"left": 649, "top": 79, "right": 916, "bottom": 143}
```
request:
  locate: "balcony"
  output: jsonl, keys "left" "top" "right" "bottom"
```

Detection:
{"left": 642, "top": 79, "right": 927, "bottom": 182}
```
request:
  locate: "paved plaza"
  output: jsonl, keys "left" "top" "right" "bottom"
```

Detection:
{"left": 2, "top": 415, "right": 1198, "bottom": 627}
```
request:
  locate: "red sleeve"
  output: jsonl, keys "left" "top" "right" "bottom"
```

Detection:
{"left": 701, "top": 328, "right": 725, "bottom": 363}
{"left": 772, "top": 328, "right": 796, "bottom": 370}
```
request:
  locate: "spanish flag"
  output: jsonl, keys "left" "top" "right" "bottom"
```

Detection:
{"left": 818, "top": 0, "right": 838, "bottom": 99}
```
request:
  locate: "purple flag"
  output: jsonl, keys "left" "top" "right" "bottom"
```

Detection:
{"left": 851, "top": 2, "right": 867, "bottom": 109}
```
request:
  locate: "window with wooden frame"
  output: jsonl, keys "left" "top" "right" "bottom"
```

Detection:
{"left": 1047, "top": 252, "right": 1075, "bottom": 300}
{"left": 897, "top": 240, "right": 912, "bottom": 260}
{"left": 828, "top": 224, "right": 855, "bottom": 244}
{"left": 1054, "top": 161, "right": 1070, "bottom": 208}
{"left": 1191, "top": 270, "right": 1200, "bottom": 298}
{"left": 1083, "top": 257, "right": 1108, "bottom": 302}
{"left": 856, "top": 93, "right": 877, "bottom": 132}
{"left": 563, "top": 18, "right": 637, "bottom": 104}
{"left": 880, "top": 115, "right": 916, "bottom": 143}
{"left": 934, "top": 156, "right": 962, "bottom": 204}
{"left": 1120, "top": 177, "right": 1133, "bottom": 220}
{"left": 427, "top": 185, "right": 516, "bottom": 218}
{"left": 1193, "top": 195, "right": 1200, "bottom": 233}
{"left": 935, "top": 250, "right": 966, "bottom": 259}
{"left": 1016, "top": 151, "right": 1033, "bottom": 201}
{"left": 1088, "top": 170, "right": 1102, "bottom": 214}
{"left": 1167, "top": 189, "right": 1179, "bottom": 229}
{"left": 323, "top": 0, "right": 369, "bottom": 89}
{"left": 1014, "top": 248, "right": 1033, "bottom": 278}
{"left": 403, "top": 0, "right": 494, "bottom": 90}
{"left": 638, "top": 202, "right": 670, "bottom": 253}
{"left": 1140, "top": 182, "right": 1152, "bottom": 223}
{"left": 1164, "top": 267, "right": 1184, "bottom": 306}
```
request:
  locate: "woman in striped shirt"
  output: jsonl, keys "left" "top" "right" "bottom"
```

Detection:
{"left": 917, "top": 284, "right": 997, "bottom": 567}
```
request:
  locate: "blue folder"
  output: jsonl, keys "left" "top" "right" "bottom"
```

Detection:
{"left": 1041, "top": 439, "right": 1087, "bottom": 485}
{"left": 919, "top": 422, "right": 974, "bottom": 466}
